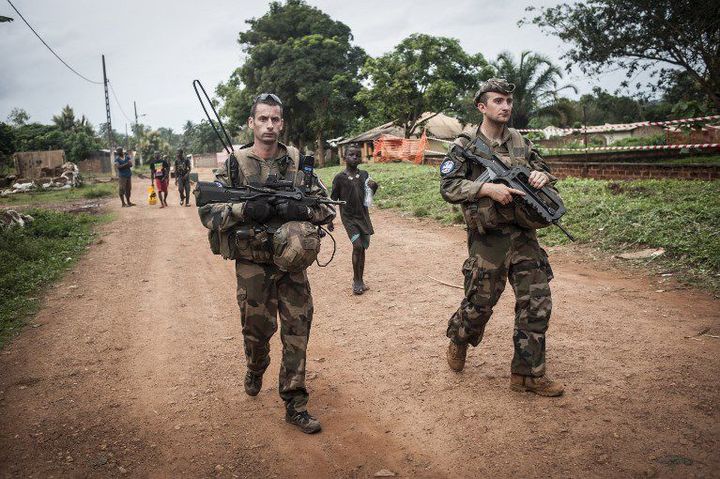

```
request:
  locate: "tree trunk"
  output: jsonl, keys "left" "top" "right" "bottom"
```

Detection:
{"left": 315, "top": 130, "right": 325, "bottom": 167}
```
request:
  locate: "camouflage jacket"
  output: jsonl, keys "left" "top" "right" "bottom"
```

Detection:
{"left": 439, "top": 126, "right": 557, "bottom": 233}
{"left": 174, "top": 157, "right": 191, "bottom": 178}
{"left": 199, "top": 142, "right": 336, "bottom": 262}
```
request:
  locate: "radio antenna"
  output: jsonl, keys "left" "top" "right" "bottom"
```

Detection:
{"left": 192, "top": 79, "right": 234, "bottom": 154}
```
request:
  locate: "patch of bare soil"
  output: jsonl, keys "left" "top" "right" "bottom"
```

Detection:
{"left": 1, "top": 171, "right": 718, "bottom": 478}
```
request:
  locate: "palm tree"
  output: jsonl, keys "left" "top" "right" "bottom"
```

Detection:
{"left": 493, "top": 51, "right": 577, "bottom": 128}
{"left": 52, "top": 105, "right": 77, "bottom": 131}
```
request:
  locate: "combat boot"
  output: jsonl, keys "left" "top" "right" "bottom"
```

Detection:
{"left": 244, "top": 371, "right": 263, "bottom": 396}
{"left": 510, "top": 374, "right": 564, "bottom": 397}
{"left": 446, "top": 341, "right": 467, "bottom": 372}
{"left": 285, "top": 409, "right": 322, "bottom": 434}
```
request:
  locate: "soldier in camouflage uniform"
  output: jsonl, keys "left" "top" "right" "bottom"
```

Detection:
{"left": 198, "top": 93, "right": 335, "bottom": 432}
{"left": 439, "top": 78, "right": 564, "bottom": 397}
{"left": 174, "top": 148, "right": 192, "bottom": 206}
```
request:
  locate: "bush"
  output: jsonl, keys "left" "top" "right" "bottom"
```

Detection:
{"left": 611, "top": 134, "right": 666, "bottom": 147}
{"left": 82, "top": 186, "right": 114, "bottom": 199}
{"left": 0, "top": 209, "right": 108, "bottom": 347}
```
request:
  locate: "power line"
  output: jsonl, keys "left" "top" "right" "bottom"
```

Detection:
{"left": 108, "top": 81, "right": 132, "bottom": 123}
{"left": 6, "top": 0, "right": 103, "bottom": 85}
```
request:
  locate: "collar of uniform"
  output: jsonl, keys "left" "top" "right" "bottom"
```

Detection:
{"left": 475, "top": 125, "right": 511, "bottom": 148}
{"left": 245, "top": 142, "right": 289, "bottom": 162}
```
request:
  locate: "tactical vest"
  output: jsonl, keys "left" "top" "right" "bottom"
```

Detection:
{"left": 463, "top": 128, "right": 551, "bottom": 232}
{"left": 208, "top": 144, "right": 303, "bottom": 262}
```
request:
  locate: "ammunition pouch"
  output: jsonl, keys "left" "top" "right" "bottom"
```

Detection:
{"left": 463, "top": 197, "right": 513, "bottom": 235}
{"left": 208, "top": 226, "right": 274, "bottom": 263}
{"left": 232, "top": 226, "right": 274, "bottom": 263}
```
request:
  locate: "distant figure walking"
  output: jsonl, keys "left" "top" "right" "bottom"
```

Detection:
{"left": 149, "top": 153, "right": 170, "bottom": 208}
{"left": 113, "top": 147, "right": 135, "bottom": 207}
{"left": 174, "top": 148, "right": 192, "bottom": 206}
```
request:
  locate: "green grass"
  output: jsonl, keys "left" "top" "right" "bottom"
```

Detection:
{"left": 0, "top": 183, "right": 115, "bottom": 206}
{"left": 654, "top": 155, "right": 720, "bottom": 166}
{"left": 319, "top": 163, "right": 465, "bottom": 224}
{"left": 318, "top": 163, "right": 720, "bottom": 291}
{"left": 132, "top": 163, "right": 151, "bottom": 174}
{"left": 0, "top": 209, "right": 113, "bottom": 348}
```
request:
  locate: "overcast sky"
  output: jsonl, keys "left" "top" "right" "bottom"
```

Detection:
{"left": 0, "top": 0, "right": 636, "bottom": 132}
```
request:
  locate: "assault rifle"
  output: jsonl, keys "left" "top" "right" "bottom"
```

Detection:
{"left": 193, "top": 176, "right": 344, "bottom": 208}
{"left": 194, "top": 154, "right": 344, "bottom": 208}
{"left": 459, "top": 139, "right": 575, "bottom": 241}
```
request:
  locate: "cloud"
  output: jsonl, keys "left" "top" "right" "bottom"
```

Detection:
{"left": 0, "top": 0, "right": 648, "bottom": 131}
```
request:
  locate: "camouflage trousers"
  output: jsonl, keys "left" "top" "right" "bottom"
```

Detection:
{"left": 235, "top": 259, "right": 313, "bottom": 411}
{"left": 447, "top": 225, "right": 554, "bottom": 377}
{"left": 177, "top": 176, "right": 190, "bottom": 203}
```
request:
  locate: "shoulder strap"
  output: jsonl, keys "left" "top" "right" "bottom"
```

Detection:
{"left": 286, "top": 146, "right": 301, "bottom": 170}
{"left": 468, "top": 135, "right": 494, "bottom": 160}
{"left": 507, "top": 128, "right": 529, "bottom": 160}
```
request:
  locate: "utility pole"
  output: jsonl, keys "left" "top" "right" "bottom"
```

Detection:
{"left": 133, "top": 101, "right": 145, "bottom": 164}
{"left": 102, "top": 54, "right": 114, "bottom": 176}
{"left": 582, "top": 105, "right": 589, "bottom": 163}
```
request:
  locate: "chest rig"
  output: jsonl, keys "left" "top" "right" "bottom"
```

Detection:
{"left": 465, "top": 128, "right": 529, "bottom": 181}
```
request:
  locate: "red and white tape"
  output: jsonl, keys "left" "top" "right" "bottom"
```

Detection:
{"left": 542, "top": 143, "right": 720, "bottom": 152}
{"left": 517, "top": 114, "right": 720, "bottom": 134}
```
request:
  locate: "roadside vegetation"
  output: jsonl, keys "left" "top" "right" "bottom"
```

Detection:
{"left": 0, "top": 209, "right": 112, "bottom": 347}
{"left": 318, "top": 163, "right": 720, "bottom": 292}
{"left": 0, "top": 183, "right": 115, "bottom": 206}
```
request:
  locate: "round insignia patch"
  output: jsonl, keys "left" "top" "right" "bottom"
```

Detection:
{"left": 440, "top": 159, "right": 457, "bottom": 176}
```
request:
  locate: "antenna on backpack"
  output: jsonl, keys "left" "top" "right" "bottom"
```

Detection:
{"left": 192, "top": 79, "right": 234, "bottom": 154}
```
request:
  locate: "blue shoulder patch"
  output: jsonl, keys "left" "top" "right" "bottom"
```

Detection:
{"left": 440, "top": 159, "right": 459, "bottom": 176}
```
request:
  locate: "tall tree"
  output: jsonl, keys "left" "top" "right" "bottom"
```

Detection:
{"left": 492, "top": 51, "right": 576, "bottom": 128}
{"left": 217, "top": 0, "right": 366, "bottom": 163}
{"left": 524, "top": 0, "right": 720, "bottom": 110}
{"left": 0, "top": 122, "right": 16, "bottom": 172}
{"left": 357, "top": 34, "right": 493, "bottom": 138}
{"left": 182, "top": 120, "right": 225, "bottom": 154}
{"left": 138, "top": 130, "right": 172, "bottom": 162}
{"left": 7, "top": 107, "right": 29, "bottom": 126}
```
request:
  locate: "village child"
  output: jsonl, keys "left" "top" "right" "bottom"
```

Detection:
{"left": 330, "top": 144, "right": 378, "bottom": 295}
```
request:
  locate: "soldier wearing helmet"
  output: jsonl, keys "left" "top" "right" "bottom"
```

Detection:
{"left": 439, "top": 78, "right": 565, "bottom": 397}
{"left": 197, "top": 93, "right": 335, "bottom": 434}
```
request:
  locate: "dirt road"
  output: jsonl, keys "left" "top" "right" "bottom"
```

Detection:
{"left": 1, "top": 174, "right": 719, "bottom": 478}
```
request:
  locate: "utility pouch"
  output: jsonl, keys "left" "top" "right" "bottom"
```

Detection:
{"left": 233, "top": 227, "right": 273, "bottom": 263}
{"left": 474, "top": 197, "right": 502, "bottom": 233}
{"left": 208, "top": 230, "right": 220, "bottom": 255}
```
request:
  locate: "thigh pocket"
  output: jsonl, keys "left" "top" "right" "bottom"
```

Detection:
{"left": 462, "top": 257, "right": 498, "bottom": 303}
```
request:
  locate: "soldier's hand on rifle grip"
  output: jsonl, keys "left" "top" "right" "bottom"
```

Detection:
{"left": 243, "top": 199, "right": 274, "bottom": 223}
{"left": 529, "top": 171, "right": 549, "bottom": 189}
{"left": 276, "top": 201, "right": 312, "bottom": 221}
{"left": 479, "top": 183, "right": 525, "bottom": 205}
